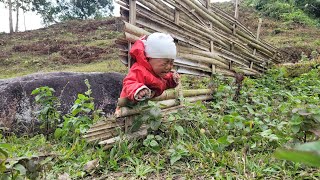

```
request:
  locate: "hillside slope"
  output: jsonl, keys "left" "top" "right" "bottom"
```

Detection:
{"left": 0, "top": 4, "right": 319, "bottom": 79}
{"left": 216, "top": 2, "right": 320, "bottom": 62}
{"left": 0, "top": 17, "right": 126, "bottom": 79}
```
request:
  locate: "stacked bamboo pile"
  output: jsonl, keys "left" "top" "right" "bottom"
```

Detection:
{"left": 83, "top": 0, "right": 283, "bottom": 148}
{"left": 83, "top": 89, "right": 213, "bottom": 148}
{"left": 115, "top": 0, "right": 283, "bottom": 77}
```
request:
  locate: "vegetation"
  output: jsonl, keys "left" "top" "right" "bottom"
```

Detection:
{"left": 31, "top": 0, "right": 114, "bottom": 24}
{"left": 244, "top": 0, "right": 320, "bottom": 26}
{"left": 1, "top": 65, "right": 320, "bottom": 179}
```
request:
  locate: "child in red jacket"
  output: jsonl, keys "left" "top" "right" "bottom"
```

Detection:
{"left": 119, "top": 32, "right": 180, "bottom": 104}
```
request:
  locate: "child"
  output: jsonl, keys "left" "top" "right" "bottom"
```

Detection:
{"left": 118, "top": 32, "right": 180, "bottom": 105}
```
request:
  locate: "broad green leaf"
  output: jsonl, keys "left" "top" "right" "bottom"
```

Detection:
{"left": 150, "top": 120, "right": 161, "bottom": 130}
{"left": 14, "top": 164, "right": 27, "bottom": 175}
{"left": 54, "top": 128, "right": 63, "bottom": 139}
{"left": 174, "top": 125, "right": 184, "bottom": 135}
{"left": 149, "top": 107, "right": 161, "bottom": 118}
{"left": 313, "top": 114, "right": 320, "bottom": 122}
{"left": 274, "top": 149, "right": 320, "bottom": 167}
{"left": 155, "top": 135, "right": 163, "bottom": 141}
{"left": 170, "top": 153, "right": 181, "bottom": 165}
{"left": 150, "top": 140, "right": 159, "bottom": 147}
{"left": 130, "top": 119, "right": 143, "bottom": 132}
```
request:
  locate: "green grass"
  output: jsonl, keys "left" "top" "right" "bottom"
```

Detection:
{"left": 2, "top": 67, "right": 320, "bottom": 179}
{"left": 0, "top": 60, "right": 126, "bottom": 79}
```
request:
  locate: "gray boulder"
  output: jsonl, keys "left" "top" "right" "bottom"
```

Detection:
{"left": 0, "top": 72, "right": 124, "bottom": 134}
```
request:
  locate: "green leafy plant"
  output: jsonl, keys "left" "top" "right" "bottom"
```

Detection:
{"left": 168, "top": 144, "right": 189, "bottom": 165}
{"left": 54, "top": 79, "right": 104, "bottom": 142}
{"left": 130, "top": 101, "right": 162, "bottom": 132}
{"left": 143, "top": 134, "right": 163, "bottom": 152}
{"left": 32, "top": 86, "right": 61, "bottom": 139}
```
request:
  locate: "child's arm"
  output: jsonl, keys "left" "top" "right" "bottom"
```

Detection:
{"left": 163, "top": 71, "right": 180, "bottom": 89}
{"left": 122, "top": 69, "right": 152, "bottom": 101}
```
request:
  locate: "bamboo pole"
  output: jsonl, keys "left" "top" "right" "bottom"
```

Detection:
{"left": 117, "top": 89, "right": 213, "bottom": 107}
{"left": 179, "top": 53, "right": 229, "bottom": 69}
{"left": 116, "top": 94, "right": 213, "bottom": 118}
{"left": 153, "top": 89, "right": 213, "bottom": 101}
{"left": 253, "top": 18, "right": 263, "bottom": 56}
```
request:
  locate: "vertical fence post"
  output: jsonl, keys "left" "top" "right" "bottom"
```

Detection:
{"left": 253, "top": 18, "right": 262, "bottom": 56}
{"left": 206, "top": 0, "right": 216, "bottom": 75}
{"left": 251, "top": 18, "right": 262, "bottom": 69}
{"left": 128, "top": 0, "right": 137, "bottom": 70}
{"left": 173, "top": 7, "right": 183, "bottom": 105}
{"left": 233, "top": 0, "right": 239, "bottom": 35}
{"left": 126, "top": 0, "right": 137, "bottom": 133}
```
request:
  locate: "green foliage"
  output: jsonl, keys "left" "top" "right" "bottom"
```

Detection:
{"left": 0, "top": 135, "right": 54, "bottom": 179}
{"left": 54, "top": 79, "right": 105, "bottom": 142}
{"left": 244, "top": 0, "right": 319, "bottom": 26}
{"left": 32, "top": 86, "right": 61, "bottom": 138}
{"left": 130, "top": 101, "right": 162, "bottom": 132}
{"left": 31, "top": 0, "right": 114, "bottom": 24}
{"left": 3, "top": 67, "right": 320, "bottom": 178}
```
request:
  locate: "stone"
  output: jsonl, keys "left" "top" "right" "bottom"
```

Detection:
{"left": 0, "top": 72, "right": 124, "bottom": 134}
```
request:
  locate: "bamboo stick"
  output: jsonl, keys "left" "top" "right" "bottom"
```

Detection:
{"left": 153, "top": 89, "right": 213, "bottom": 101}
{"left": 117, "top": 94, "right": 213, "bottom": 118}
{"left": 100, "top": 128, "right": 148, "bottom": 146}
{"left": 179, "top": 53, "right": 229, "bottom": 69}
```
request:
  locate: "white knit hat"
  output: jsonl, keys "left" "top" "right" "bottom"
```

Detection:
{"left": 144, "top": 32, "right": 177, "bottom": 59}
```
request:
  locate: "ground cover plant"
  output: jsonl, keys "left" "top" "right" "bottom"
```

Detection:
{"left": 1, "top": 64, "right": 320, "bottom": 179}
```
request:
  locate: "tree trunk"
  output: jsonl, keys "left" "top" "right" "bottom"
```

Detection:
{"left": 8, "top": 0, "right": 14, "bottom": 33}
{"left": 15, "top": 0, "right": 20, "bottom": 32}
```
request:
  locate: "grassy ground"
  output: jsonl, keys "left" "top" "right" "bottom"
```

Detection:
{"left": 1, "top": 65, "right": 320, "bottom": 179}
{"left": 0, "top": 17, "right": 125, "bottom": 79}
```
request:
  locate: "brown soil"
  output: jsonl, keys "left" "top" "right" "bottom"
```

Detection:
{"left": 279, "top": 46, "right": 316, "bottom": 63}
{"left": 59, "top": 46, "right": 107, "bottom": 64}
{"left": 12, "top": 39, "right": 73, "bottom": 55}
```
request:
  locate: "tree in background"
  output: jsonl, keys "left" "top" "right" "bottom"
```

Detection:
{"left": 0, "top": 0, "right": 14, "bottom": 33}
{"left": 1, "top": 0, "right": 34, "bottom": 33}
{"left": 31, "top": 0, "right": 114, "bottom": 25}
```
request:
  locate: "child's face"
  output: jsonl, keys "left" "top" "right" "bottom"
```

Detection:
{"left": 148, "top": 58, "right": 174, "bottom": 77}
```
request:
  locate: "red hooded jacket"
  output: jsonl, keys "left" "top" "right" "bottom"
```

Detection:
{"left": 119, "top": 39, "right": 177, "bottom": 101}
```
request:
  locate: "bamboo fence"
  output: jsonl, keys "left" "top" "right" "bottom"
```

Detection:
{"left": 83, "top": 0, "right": 283, "bottom": 147}
{"left": 83, "top": 89, "right": 214, "bottom": 149}
{"left": 115, "top": 0, "right": 283, "bottom": 77}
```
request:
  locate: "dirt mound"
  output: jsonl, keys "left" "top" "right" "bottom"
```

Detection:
{"left": 12, "top": 39, "right": 73, "bottom": 55}
{"left": 279, "top": 47, "right": 319, "bottom": 63}
{"left": 59, "top": 46, "right": 107, "bottom": 64}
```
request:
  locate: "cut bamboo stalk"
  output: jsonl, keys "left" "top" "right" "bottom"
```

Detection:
{"left": 100, "top": 128, "right": 148, "bottom": 146}
{"left": 86, "top": 121, "right": 124, "bottom": 133}
{"left": 85, "top": 129, "right": 121, "bottom": 143}
{"left": 124, "top": 21, "right": 150, "bottom": 36}
{"left": 117, "top": 94, "right": 213, "bottom": 118}
{"left": 179, "top": 53, "right": 229, "bottom": 69}
{"left": 153, "top": 89, "right": 213, "bottom": 101}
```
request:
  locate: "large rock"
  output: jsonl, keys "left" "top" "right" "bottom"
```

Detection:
{"left": 0, "top": 72, "right": 124, "bottom": 134}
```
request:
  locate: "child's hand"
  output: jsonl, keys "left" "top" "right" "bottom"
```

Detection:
{"left": 173, "top": 71, "right": 180, "bottom": 84}
{"left": 134, "top": 87, "right": 152, "bottom": 101}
